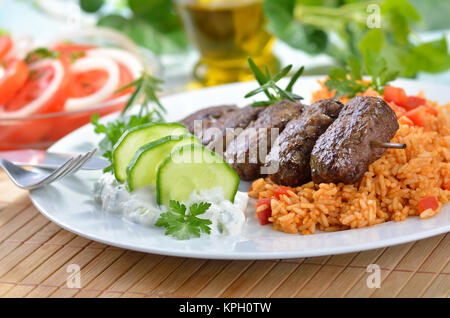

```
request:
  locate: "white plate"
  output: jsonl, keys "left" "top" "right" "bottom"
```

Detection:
{"left": 29, "top": 77, "right": 450, "bottom": 259}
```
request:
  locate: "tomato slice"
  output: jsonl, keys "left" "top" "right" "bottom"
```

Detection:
{"left": 67, "top": 61, "right": 134, "bottom": 101}
{"left": 0, "top": 58, "right": 29, "bottom": 105}
{"left": 3, "top": 56, "right": 71, "bottom": 115}
{"left": 0, "top": 56, "right": 71, "bottom": 148}
{"left": 384, "top": 86, "right": 408, "bottom": 107}
{"left": 67, "top": 69, "right": 109, "bottom": 99}
{"left": 0, "top": 36, "right": 12, "bottom": 61}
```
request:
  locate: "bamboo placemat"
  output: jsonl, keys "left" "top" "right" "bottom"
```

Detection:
{"left": 0, "top": 170, "right": 448, "bottom": 298}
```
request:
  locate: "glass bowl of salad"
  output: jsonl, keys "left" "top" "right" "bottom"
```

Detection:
{"left": 0, "top": 28, "right": 161, "bottom": 150}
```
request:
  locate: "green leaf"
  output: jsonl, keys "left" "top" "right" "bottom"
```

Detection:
{"left": 248, "top": 57, "right": 268, "bottom": 85}
{"left": 166, "top": 222, "right": 192, "bottom": 240}
{"left": 363, "top": 50, "right": 385, "bottom": 78}
{"left": 272, "top": 64, "right": 293, "bottom": 82}
{"left": 97, "top": 14, "right": 128, "bottom": 29}
{"left": 347, "top": 56, "right": 362, "bottom": 81}
{"left": 128, "top": 0, "right": 182, "bottom": 32}
{"left": 408, "top": 37, "right": 450, "bottom": 74}
{"left": 358, "top": 29, "right": 385, "bottom": 54}
{"left": 155, "top": 201, "right": 212, "bottom": 240}
{"left": 251, "top": 101, "right": 273, "bottom": 107}
{"left": 381, "top": 0, "right": 421, "bottom": 45}
{"left": 190, "top": 202, "right": 211, "bottom": 216}
{"left": 169, "top": 200, "right": 187, "bottom": 216}
{"left": 285, "top": 66, "right": 304, "bottom": 92}
{"left": 263, "top": 0, "right": 328, "bottom": 54}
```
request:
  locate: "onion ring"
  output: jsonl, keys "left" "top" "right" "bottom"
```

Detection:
{"left": 64, "top": 56, "right": 120, "bottom": 111}
{"left": 87, "top": 48, "right": 143, "bottom": 78}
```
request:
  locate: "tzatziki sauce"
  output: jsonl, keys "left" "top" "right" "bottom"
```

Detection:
{"left": 93, "top": 173, "right": 248, "bottom": 237}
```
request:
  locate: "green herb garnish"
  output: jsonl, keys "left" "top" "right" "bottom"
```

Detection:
{"left": 264, "top": 0, "right": 450, "bottom": 79}
{"left": 325, "top": 54, "right": 398, "bottom": 98}
{"left": 155, "top": 200, "right": 212, "bottom": 240}
{"left": 25, "top": 48, "right": 61, "bottom": 64}
{"left": 25, "top": 47, "right": 85, "bottom": 64}
{"left": 91, "top": 72, "right": 166, "bottom": 172}
{"left": 245, "top": 57, "right": 304, "bottom": 107}
{"left": 117, "top": 71, "right": 166, "bottom": 120}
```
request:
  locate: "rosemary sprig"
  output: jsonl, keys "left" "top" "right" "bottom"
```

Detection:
{"left": 116, "top": 72, "right": 167, "bottom": 120}
{"left": 245, "top": 57, "right": 304, "bottom": 107}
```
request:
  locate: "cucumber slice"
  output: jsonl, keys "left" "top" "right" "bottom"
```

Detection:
{"left": 156, "top": 144, "right": 240, "bottom": 207}
{"left": 112, "top": 123, "right": 188, "bottom": 182}
{"left": 127, "top": 135, "right": 201, "bottom": 191}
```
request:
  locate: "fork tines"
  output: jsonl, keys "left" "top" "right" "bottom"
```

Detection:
{"left": 41, "top": 149, "right": 97, "bottom": 186}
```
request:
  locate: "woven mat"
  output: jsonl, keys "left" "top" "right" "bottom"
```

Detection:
{"left": 0, "top": 171, "right": 448, "bottom": 298}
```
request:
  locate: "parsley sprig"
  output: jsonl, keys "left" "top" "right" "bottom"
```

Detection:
{"left": 325, "top": 54, "right": 398, "bottom": 98}
{"left": 155, "top": 201, "right": 212, "bottom": 240}
{"left": 245, "top": 57, "right": 304, "bottom": 107}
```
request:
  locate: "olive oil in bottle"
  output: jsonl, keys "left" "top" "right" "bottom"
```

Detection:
{"left": 176, "top": 0, "right": 279, "bottom": 86}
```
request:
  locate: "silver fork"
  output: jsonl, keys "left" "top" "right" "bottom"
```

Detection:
{"left": 0, "top": 149, "right": 97, "bottom": 190}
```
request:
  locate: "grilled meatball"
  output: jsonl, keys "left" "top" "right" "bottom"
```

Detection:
{"left": 310, "top": 96, "right": 399, "bottom": 184}
{"left": 266, "top": 98, "right": 344, "bottom": 186}
{"left": 225, "top": 100, "right": 305, "bottom": 180}
{"left": 206, "top": 105, "right": 264, "bottom": 154}
{"left": 179, "top": 105, "right": 237, "bottom": 135}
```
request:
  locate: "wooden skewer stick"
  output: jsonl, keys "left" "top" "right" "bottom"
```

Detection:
{"left": 370, "top": 141, "right": 406, "bottom": 149}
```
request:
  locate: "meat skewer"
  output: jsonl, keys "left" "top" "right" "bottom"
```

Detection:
{"left": 310, "top": 96, "right": 400, "bottom": 184}
{"left": 225, "top": 99, "right": 305, "bottom": 181}
{"left": 370, "top": 141, "right": 406, "bottom": 149}
{"left": 265, "top": 98, "right": 344, "bottom": 186}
